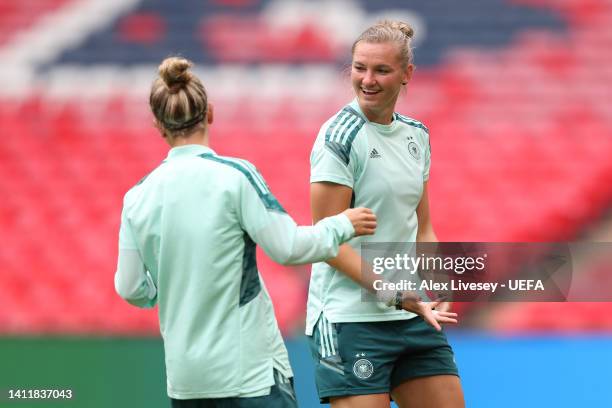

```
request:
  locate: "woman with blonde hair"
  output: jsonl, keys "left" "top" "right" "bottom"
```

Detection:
{"left": 114, "top": 56, "right": 377, "bottom": 408}
{"left": 307, "top": 21, "right": 465, "bottom": 407}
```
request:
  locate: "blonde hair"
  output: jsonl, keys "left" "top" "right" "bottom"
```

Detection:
{"left": 149, "top": 57, "right": 208, "bottom": 136}
{"left": 351, "top": 20, "right": 415, "bottom": 68}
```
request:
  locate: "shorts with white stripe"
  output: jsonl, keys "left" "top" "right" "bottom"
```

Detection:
{"left": 307, "top": 315, "right": 459, "bottom": 404}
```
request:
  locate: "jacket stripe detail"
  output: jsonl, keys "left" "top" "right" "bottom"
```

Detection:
{"left": 199, "top": 153, "right": 286, "bottom": 213}
{"left": 239, "top": 233, "right": 261, "bottom": 306}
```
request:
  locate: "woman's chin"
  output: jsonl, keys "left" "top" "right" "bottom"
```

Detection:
{"left": 358, "top": 96, "right": 380, "bottom": 109}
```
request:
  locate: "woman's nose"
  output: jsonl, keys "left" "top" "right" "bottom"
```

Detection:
{"left": 362, "top": 70, "right": 376, "bottom": 87}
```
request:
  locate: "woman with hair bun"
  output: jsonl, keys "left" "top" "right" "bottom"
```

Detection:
{"left": 307, "top": 21, "right": 465, "bottom": 407}
{"left": 114, "top": 56, "right": 377, "bottom": 407}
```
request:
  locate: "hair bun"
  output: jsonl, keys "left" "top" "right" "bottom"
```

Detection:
{"left": 390, "top": 21, "right": 414, "bottom": 39}
{"left": 159, "top": 57, "right": 193, "bottom": 92}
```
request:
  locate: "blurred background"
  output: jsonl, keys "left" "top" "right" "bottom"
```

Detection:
{"left": 1, "top": 0, "right": 612, "bottom": 406}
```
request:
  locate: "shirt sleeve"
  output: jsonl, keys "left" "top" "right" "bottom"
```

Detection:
{"left": 114, "top": 249, "right": 157, "bottom": 308}
{"left": 423, "top": 130, "right": 431, "bottom": 181}
{"left": 310, "top": 129, "right": 362, "bottom": 188}
{"left": 118, "top": 205, "right": 138, "bottom": 250}
{"left": 236, "top": 167, "right": 355, "bottom": 265}
{"left": 114, "top": 206, "right": 157, "bottom": 308}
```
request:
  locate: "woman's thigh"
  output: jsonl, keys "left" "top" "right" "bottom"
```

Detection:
{"left": 391, "top": 375, "right": 465, "bottom": 408}
{"left": 330, "top": 393, "right": 391, "bottom": 408}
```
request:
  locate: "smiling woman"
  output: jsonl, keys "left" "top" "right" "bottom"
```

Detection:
{"left": 306, "top": 20, "right": 465, "bottom": 408}
{"left": 351, "top": 41, "right": 412, "bottom": 124}
{"left": 350, "top": 22, "right": 414, "bottom": 124}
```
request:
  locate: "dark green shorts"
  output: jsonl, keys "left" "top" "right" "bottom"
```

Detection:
{"left": 170, "top": 370, "right": 297, "bottom": 408}
{"left": 308, "top": 316, "right": 459, "bottom": 403}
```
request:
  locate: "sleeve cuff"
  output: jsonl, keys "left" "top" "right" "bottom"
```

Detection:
{"left": 310, "top": 175, "right": 354, "bottom": 189}
{"left": 335, "top": 213, "right": 355, "bottom": 241}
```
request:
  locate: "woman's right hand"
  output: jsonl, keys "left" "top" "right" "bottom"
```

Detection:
{"left": 342, "top": 207, "right": 377, "bottom": 236}
{"left": 401, "top": 298, "right": 458, "bottom": 331}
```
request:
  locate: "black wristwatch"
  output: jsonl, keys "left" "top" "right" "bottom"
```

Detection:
{"left": 394, "top": 291, "right": 403, "bottom": 310}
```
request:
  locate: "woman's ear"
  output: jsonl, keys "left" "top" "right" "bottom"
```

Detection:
{"left": 207, "top": 103, "right": 214, "bottom": 125}
{"left": 403, "top": 64, "right": 414, "bottom": 85}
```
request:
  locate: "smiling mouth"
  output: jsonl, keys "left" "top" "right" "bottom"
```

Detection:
{"left": 361, "top": 89, "right": 380, "bottom": 96}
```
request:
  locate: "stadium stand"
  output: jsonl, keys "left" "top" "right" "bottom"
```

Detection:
{"left": 0, "top": 0, "right": 73, "bottom": 46}
{"left": 1, "top": 0, "right": 611, "bottom": 334}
